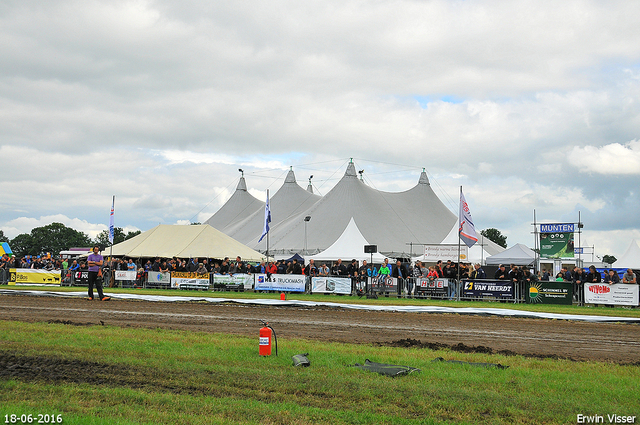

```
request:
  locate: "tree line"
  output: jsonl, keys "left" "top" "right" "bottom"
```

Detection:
{"left": 0, "top": 223, "right": 140, "bottom": 258}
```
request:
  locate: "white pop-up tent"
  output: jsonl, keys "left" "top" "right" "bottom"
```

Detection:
{"left": 485, "top": 243, "right": 536, "bottom": 266}
{"left": 103, "top": 224, "right": 264, "bottom": 261}
{"left": 615, "top": 239, "right": 640, "bottom": 269}
{"left": 308, "top": 217, "right": 386, "bottom": 262}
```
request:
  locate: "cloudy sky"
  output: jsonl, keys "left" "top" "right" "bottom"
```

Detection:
{"left": 2, "top": 0, "right": 640, "bottom": 259}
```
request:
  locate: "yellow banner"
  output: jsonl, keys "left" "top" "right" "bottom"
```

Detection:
{"left": 9, "top": 268, "right": 61, "bottom": 285}
{"left": 171, "top": 271, "right": 209, "bottom": 279}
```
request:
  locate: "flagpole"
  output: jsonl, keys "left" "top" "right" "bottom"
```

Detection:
{"left": 457, "top": 186, "right": 461, "bottom": 286}
{"left": 109, "top": 195, "right": 115, "bottom": 260}
{"left": 266, "top": 190, "right": 270, "bottom": 264}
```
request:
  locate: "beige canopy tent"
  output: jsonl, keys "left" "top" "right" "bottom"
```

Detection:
{"left": 102, "top": 224, "right": 265, "bottom": 261}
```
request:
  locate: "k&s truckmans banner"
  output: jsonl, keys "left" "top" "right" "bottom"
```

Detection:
{"left": 526, "top": 281, "right": 573, "bottom": 305}
{"left": 9, "top": 268, "right": 61, "bottom": 285}
{"left": 539, "top": 223, "right": 575, "bottom": 258}
{"left": 312, "top": 277, "right": 351, "bottom": 294}
{"left": 171, "top": 271, "right": 209, "bottom": 289}
{"left": 584, "top": 283, "right": 639, "bottom": 306}
{"left": 254, "top": 274, "right": 306, "bottom": 292}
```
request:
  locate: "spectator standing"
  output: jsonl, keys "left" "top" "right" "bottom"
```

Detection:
{"left": 86, "top": 246, "right": 109, "bottom": 301}
{"left": 378, "top": 259, "right": 391, "bottom": 276}
{"left": 494, "top": 264, "right": 508, "bottom": 280}
{"left": 622, "top": 269, "right": 637, "bottom": 284}
{"left": 332, "top": 259, "right": 347, "bottom": 276}
{"left": 573, "top": 267, "right": 587, "bottom": 305}
{"left": 392, "top": 260, "right": 410, "bottom": 295}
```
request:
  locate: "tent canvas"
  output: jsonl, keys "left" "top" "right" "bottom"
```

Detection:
{"left": 308, "top": 218, "right": 386, "bottom": 262}
{"left": 485, "top": 243, "right": 536, "bottom": 266}
{"left": 284, "top": 253, "right": 305, "bottom": 263}
{"left": 615, "top": 239, "right": 640, "bottom": 269}
{"left": 104, "top": 224, "right": 264, "bottom": 261}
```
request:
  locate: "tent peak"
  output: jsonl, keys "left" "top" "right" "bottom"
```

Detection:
{"left": 236, "top": 176, "right": 247, "bottom": 191}
{"left": 418, "top": 169, "right": 430, "bottom": 185}
{"left": 345, "top": 161, "right": 357, "bottom": 177}
{"left": 284, "top": 168, "right": 297, "bottom": 184}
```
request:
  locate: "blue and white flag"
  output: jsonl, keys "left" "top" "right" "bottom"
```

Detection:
{"left": 258, "top": 191, "right": 271, "bottom": 243}
{"left": 108, "top": 196, "right": 115, "bottom": 244}
{"left": 459, "top": 190, "right": 477, "bottom": 248}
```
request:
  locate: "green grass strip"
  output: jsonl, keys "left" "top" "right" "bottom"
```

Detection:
{"left": 0, "top": 320, "right": 638, "bottom": 424}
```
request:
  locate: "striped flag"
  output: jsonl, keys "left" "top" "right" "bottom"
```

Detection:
{"left": 108, "top": 196, "right": 115, "bottom": 244}
{"left": 459, "top": 190, "right": 477, "bottom": 248}
{"left": 258, "top": 190, "right": 271, "bottom": 243}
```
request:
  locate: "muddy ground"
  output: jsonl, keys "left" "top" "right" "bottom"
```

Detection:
{"left": 2, "top": 293, "right": 639, "bottom": 366}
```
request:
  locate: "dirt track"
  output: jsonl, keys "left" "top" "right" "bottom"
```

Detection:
{"left": 1, "top": 293, "right": 640, "bottom": 364}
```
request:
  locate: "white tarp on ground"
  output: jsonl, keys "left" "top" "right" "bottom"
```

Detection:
{"left": 308, "top": 217, "right": 386, "bottom": 262}
{"left": 485, "top": 243, "right": 536, "bottom": 266}
{"left": 103, "top": 224, "right": 265, "bottom": 261}
{"left": 615, "top": 239, "right": 640, "bottom": 269}
{"left": 3, "top": 289, "right": 639, "bottom": 323}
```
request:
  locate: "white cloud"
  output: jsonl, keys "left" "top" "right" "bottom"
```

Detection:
{"left": 2, "top": 0, "right": 640, "bottom": 259}
{"left": 568, "top": 140, "right": 640, "bottom": 174}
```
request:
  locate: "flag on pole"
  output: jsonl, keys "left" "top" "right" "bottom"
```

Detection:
{"left": 459, "top": 189, "right": 478, "bottom": 248}
{"left": 108, "top": 196, "right": 115, "bottom": 244}
{"left": 258, "top": 191, "right": 271, "bottom": 243}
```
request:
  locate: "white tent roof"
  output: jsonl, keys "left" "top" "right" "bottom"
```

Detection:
{"left": 308, "top": 218, "right": 386, "bottom": 262}
{"left": 104, "top": 224, "right": 264, "bottom": 261}
{"left": 485, "top": 243, "right": 536, "bottom": 266}
{"left": 223, "top": 168, "right": 321, "bottom": 247}
{"left": 615, "top": 239, "right": 640, "bottom": 268}
{"left": 266, "top": 162, "right": 456, "bottom": 256}
{"left": 204, "top": 177, "right": 264, "bottom": 232}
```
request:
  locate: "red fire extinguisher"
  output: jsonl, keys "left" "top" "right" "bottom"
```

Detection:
{"left": 259, "top": 319, "right": 278, "bottom": 356}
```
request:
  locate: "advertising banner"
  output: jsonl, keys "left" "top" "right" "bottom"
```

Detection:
{"left": 254, "top": 274, "right": 306, "bottom": 292}
{"left": 422, "top": 245, "right": 468, "bottom": 262}
{"left": 72, "top": 270, "right": 89, "bottom": 286}
{"left": 526, "top": 281, "right": 573, "bottom": 305}
{"left": 213, "top": 274, "right": 253, "bottom": 290}
{"left": 539, "top": 223, "right": 575, "bottom": 258}
{"left": 584, "top": 283, "right": 639, "bottom": 306}
{"left": 171, "top": 271, "right": 210, "bottom": 289}
{"left": 415, "top": 277, "right": 449, "bottom": 296}
{"left": 368, "top": 276, "right": 397, "bottom": 294}
{"left": 9, "top": 268, "right": 61, "bottom": 285}
{"left": 147, "top": 271, "right": 171, "bottom": 284}
{"left": 312, "top": 277, "right": 351, "bottom": 294}
{"left": 114, "top": 270, "right": 136, "bottom": 281}
{"left": 462, "top": 279, "right": 514, "bottom": 298}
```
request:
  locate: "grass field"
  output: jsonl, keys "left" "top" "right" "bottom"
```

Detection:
{"left": 1, "top": 318, "right": 639, "bottom": 425}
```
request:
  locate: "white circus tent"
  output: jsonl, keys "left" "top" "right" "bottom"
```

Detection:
{"left": 308, "top": 217, "right": 386, "bottom": 263}
{"left": 615, "top": 239, "right": 640, "bottom": 269}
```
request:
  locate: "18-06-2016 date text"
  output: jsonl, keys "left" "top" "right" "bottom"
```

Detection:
{"left": 4, "top": 414, "right": 62, "bottom": 424}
